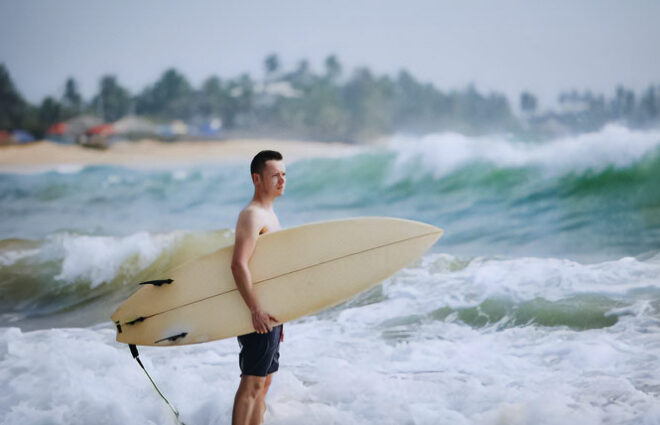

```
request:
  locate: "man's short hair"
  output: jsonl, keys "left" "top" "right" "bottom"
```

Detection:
{"left": 250, "top": 150, "right": 283, "bottom": 175}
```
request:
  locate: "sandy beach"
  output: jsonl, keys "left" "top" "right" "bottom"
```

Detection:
{"left": 0, "top": 139, "right": 360, "bottom": 172}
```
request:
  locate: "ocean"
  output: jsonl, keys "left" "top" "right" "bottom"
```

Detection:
{"left": 1, "top": 124, "right": 659, "bottom": 424}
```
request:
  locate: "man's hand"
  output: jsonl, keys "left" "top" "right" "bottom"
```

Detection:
{"left": 251, "top": 309, "right": 278, "bottom": 334}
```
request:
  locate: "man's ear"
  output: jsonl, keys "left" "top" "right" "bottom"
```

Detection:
{"left": 251, "top": 172, "right": 260, "bottom": 185}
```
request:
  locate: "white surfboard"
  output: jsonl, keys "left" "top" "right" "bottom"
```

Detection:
{"left": 111, "top": 217, "right": 443, "bottom": 346}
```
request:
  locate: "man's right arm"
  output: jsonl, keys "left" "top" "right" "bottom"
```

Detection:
{"left": 231, "top": 209, "right": 277, "bottom": 334}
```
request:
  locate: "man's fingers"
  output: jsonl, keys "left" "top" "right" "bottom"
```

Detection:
{"left": 257, "top": 321, "right": 269, "bottom": 333}
{"left": 253, "top": 312, "right": 278, "bottom": 334}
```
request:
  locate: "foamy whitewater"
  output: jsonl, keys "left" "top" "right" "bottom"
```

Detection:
{"left": 1, "top": 125, "right": 660, "bottom": 424}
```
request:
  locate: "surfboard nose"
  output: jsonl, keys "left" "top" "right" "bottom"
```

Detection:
{"left": 375, "top": 216, "right": 443, "bottom": 238}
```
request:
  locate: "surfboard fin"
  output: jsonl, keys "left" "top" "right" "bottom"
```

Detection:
{"left": 139, "top": 279, "right": 174, "bottom": 286}
{"left": 126, "top": 316, "right": 146, "bottom": 326}
{"left": 154, "top": 332, "right": 188, "bottom": 344}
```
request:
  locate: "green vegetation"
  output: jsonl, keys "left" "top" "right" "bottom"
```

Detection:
{"left": 1, "top": 55, "right": 659, "bottom": 142}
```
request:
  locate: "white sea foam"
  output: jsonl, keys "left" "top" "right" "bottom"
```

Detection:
{"left": 374, "top": 254, "right": 660, "bottom": 321}
{"left": 1, "top": 307, "right": 658, "bottom": 424}
{"left": 54, "top": 164, "right": 85, "bottom": 174}
{"left": 172, "top": 170, "right": 189, "bottom": 181}
{"left": 388, "top": 124, "right": 660, "bottom": 179}
{"left": 0, "top": 247, "right": 41, "bottom": 267}
{"left": 2, "top": 252, "right": 659, "bottom": 424}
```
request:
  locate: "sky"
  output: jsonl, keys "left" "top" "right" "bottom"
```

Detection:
{"left": 1, "top": 0, "right": 659, "bottom": 111}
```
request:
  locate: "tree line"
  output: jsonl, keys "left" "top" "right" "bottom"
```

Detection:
{"left": 520, "top": 86, "right": 660, "bottom": 135}
{"left": 1, "top": 54, "right": 659, "bottom": 142}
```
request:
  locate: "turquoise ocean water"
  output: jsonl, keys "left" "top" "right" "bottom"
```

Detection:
{"left": 1, "top": 124, "right": 659, "bottom": 424}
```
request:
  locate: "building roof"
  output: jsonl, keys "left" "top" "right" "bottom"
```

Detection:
{"left": 112, "top": 115, "right": 156, "bottom": 134}
{"left": 86, "top": 124, "right": 115, "bottom": 136}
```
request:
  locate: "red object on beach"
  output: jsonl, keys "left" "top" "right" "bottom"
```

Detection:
{"left": 86, "top": 124, "right": 115, "bottom": 136}
{"left": 47, "top": 122, "right": 68, "bottom": 135}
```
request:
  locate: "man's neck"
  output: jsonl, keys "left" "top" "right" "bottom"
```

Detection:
{"left": 252, "top": 191, "right": 275, "bottom": 209}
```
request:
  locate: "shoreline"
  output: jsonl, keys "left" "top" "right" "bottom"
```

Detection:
{"left": 0, "top": 138, "right": 363, "bottom": 173}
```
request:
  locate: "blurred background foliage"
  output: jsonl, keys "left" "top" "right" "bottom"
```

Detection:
{"left": 1, "top": 53, "right": 659, "bottom": 142}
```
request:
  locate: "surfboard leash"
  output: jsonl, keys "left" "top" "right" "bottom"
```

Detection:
{"left": 128, "top": 344, "right": 187, "bottom": 425}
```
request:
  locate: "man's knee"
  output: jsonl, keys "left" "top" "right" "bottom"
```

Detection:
{"left": 263, "top": 374, "right": 274, "bottom": 394}
{"left": 238, "top": 376, "right": 267, "bottom": 399}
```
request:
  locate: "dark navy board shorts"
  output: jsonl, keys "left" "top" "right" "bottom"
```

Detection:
{"left": 237, "top": 325, "right": 282, "bottom": 377}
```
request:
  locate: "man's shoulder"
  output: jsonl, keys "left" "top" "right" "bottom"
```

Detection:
{"left": 239, "top": 204, "right": 264, "bottom": 219}
{"left": 237, "top": 204, "right": 266, "bottom": 227}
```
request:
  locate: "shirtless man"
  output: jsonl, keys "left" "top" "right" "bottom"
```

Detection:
{"left": 231, "top": 150, "right": 286, "bottom": 425}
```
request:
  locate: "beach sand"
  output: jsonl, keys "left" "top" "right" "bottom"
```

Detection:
{"left": 0, "top": 139, "right": 360, "bottom": 172}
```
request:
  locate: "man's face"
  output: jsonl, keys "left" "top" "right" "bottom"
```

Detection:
{"left": 260, "top": 160, "right": 286, "bottom": 197}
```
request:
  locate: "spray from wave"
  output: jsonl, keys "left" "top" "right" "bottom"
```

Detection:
{"left": 388, "top": 124, "right": 660, "bottom": 178}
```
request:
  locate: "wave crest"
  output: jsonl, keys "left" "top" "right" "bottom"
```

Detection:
{"left": 388, "top": 124, "right": 660, "bottom": 179}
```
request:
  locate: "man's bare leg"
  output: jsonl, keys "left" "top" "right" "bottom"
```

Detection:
{"left": 232, "top": 374, "right": 274, "bottom": 425}
{"left": 250, "top": 374, "right": 273, "bottom": 425}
